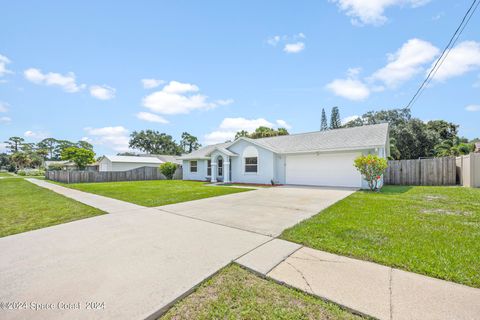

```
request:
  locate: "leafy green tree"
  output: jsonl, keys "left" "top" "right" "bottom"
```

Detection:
{"left": 329, "top": 107, "right": 341, "bottom": 129}
{"left": 277, "top": 128, "right": 289, "bottom": 136}
{"left": 426, "top": 120, "right": 458, "bottom": 141}
{"left": 77, "top": 140, "right": 94, "bottom": 151}
{"left": 0, "top": 153, "right": 11, "bottom": 169}
{"left": 159, "top": 162, "right": 177, "bottom": 180}
{"left": 129, "top": 130, "right": 182, "bottom": 155}
{"left": 180, "top": 132, "right": 201, "bottom": 153}
{"left": 435, "top": 138, "right": 474, "bottom": 156}
{"left": 61, "top": 147, "right": 95, "bottom": 170}
{"left": 4, "top": 137, "right": 25, "bottom": 153}
{"left": 354, "top": 154, "right": 388, "bottom": 191}
{"left": 10, "top": 152, "right": 31, "bottom": 170}
{"left": 20, "top": 142, "right": 35, "bottom": 153}
{"left": 37, "top": 138, "right": 59, "bottom": 160}
{"left": 235, "top": 130, "right": 249, "bottom": 139}
{"left": 321, "top": 108, "right": 328, "bottom": 131}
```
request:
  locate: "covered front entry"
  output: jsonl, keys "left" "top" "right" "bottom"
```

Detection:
{"left": 211, "top": 154, "right": 231, "bottom": 183}
{"left": 285, "top": 152, "right": 362, "bottom": 188}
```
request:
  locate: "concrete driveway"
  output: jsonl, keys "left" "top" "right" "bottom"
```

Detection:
{"left": 156, "top": 186, "right": 356, "bottom": 236}
{"left": 1, "top": 181, "right": 354, "bottom": 320}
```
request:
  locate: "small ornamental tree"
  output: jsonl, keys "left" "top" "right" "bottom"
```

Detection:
{"left": 61, "top": 147, "right": 95, "bottom": 170}
{"left": 354, "top": 154, "right": 388, "bottom": 191}
{"left": 160, "top": 162, "right": 177, "bottom": 180}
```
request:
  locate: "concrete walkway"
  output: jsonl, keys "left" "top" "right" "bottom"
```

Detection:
{"left": 27, "top": 178, "right": 144, "bottom": 213}
{"left": 237, "top": 243, "right": 480, "bottom": 320}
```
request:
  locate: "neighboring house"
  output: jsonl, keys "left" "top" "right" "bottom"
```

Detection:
{"left": 475, "top": 142, "right": 480, "bottom": 153}
{"left": 97, "top": 155, "right": 181, "bottom": 172}
{"left": 179, "top": 123, "right": 390, "bottom": 188}
{"left": 44, "top": 160, "right": 78, "bottom": 171}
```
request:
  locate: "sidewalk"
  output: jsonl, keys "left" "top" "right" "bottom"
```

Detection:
{"left": 27, "top": 178, "right": 144, "bottom": 213}
{"left": 237, "top": 242, "right": 480, "bottom": 320}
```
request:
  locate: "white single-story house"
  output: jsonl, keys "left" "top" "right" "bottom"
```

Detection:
{"left": 179, "top": 123, "right": 390, "bottom": 188}
{"left": 98, "top": 155, "right": 181, "bottom": 172}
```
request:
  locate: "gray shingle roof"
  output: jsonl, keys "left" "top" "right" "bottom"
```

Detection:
{"left": 248, "top": 123, "right": 389, "bottom": 153}
{"left": 180, "top": 123, "right": 389, "bottom": 159}
{"left": 179, "top": 142, "right": 232, "bottom": 159}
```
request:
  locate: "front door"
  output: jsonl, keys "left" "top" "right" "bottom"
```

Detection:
{"left": 218, "top": 158, "right": 223, "bottom": 177}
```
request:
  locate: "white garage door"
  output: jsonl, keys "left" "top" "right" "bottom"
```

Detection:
{"left": 285, "top": 152, "right": 361, "bottom": 187}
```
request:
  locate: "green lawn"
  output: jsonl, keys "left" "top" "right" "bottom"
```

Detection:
{"left": 59, "top": 180, "right": 252, "bottom": 207}
{"left": 0, "top": 172, "right": 13, "bottom": 177}
{"left": 281, "top": 186, "right": 480, "bottom": 288}
{"left": 0, "top": 178, "right": 104, "bottom": 237}
{"left": 160, "top": 264, "right": 363, "bottom": 320}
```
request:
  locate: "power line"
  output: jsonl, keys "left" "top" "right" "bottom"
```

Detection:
{"left": 404, "top": 0, "right": 480, "bottom": 110}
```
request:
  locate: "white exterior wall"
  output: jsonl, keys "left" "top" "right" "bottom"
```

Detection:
{"left": 228, "top": 140, "right": 277, "bottom": 184}
{"left": 182, "top": 159, "right": 208, "bottom": 181}
{"left": 98, "top": 158, "right": 112, "bottom": 171}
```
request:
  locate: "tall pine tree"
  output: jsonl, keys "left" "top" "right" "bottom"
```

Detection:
{"left": 320, "top": 108, "right": 328, "bottom": 131}
{"left": 330, "top": 106, "right": 341, "bottom": 129}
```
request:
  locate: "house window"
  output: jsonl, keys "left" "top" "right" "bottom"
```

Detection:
{"left": 207, "top": 160, "right": 211, "bottom": 176}
{"left": 218, "top": 158, "right": 223, "bottom": 176}
{"left": 245, "top": 157, "right": 258, "bottom": 173}
{"left": 190, "top": 160, "right": 198, "bottom": 173}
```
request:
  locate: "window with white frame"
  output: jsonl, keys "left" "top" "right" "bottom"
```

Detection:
{"left": 245, "top": 157, "right": 258, "bottom": 173}
{"left": 190, "top": 160, "right": 198, "bottom": 173}
{"left": 243, "top": 146, "right": 259, "bottom": 174}
{"left": 207, "top": 160, "right": 211, "bottom": 176}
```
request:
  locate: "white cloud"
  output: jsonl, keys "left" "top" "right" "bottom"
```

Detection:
{"left": 24, "top": 68, "right": 86, "bottom": 93}
{"left": 89, "top": 85, "right": 116, "bottom": 100}
{"left": 204, "top": 131, "right": 237, "bottom": 145}
{"left": 0, "top": 101, "right": 8, "bottom": 113}
{"left": 219, "top": 117, "right": 273, "bottom": 132}
{"left": 430, "top": 41, "right": 480, "bottom": 82}
{"left": 84, "top": 126, "right": 131, "bottom": 152}
{"left": 267, "top": 33, "right": 306, "bottom": 53}
{"left": 342, "top": 115, "right": 360, "bottom": 125}
{"left": 204, "top": 117, "right": 290, "bottom": 145}
{"left": 371, "top": 38, "right": 439, "bottom": 87}
{"left": 23, "top": 130, "right": 48, "bottom": 139}
{"left": 142, "top": 80, "right": 229, "bottom": 115}
{"left": 142, "top": 78, "right": 165, "bottom": 89}
{"left": 330, "top": 0, "right": 431, "bottom": 26}
{"left": 267, "top": 35, "right": 281, "bottom": 46}
{"left": 276, "top": 119, "right": 292, "bottom": 129}
{"left": 0, "top": 54, "right": 13, "bottom": 77}
{"left": 284, "top": 42, "right": 305, "bottom": 54}
{"left": 136, "top": 112, "right": 169, "bottom": 124}
{"left": 326, "top": 78, "right": 370, "bottom": 101}
{"left": 215, "top": 99, "right": 234, "bottom": 106}
{"left": 465, "top": 104, "right": 480, "bottom": 112}
{"left": 0, "top": 116, "right": 12, "bottom": 123}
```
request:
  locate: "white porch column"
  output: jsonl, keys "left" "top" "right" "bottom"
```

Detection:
{"left": 211, "top": 162, "right": 217, "bottom": 183}
{"left": 224, "top": 157, "right": 230, "bottom": 183}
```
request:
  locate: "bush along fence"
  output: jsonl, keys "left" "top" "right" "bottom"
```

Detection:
{"left": 45, "top": 166, "right": 183, "bottom": 184}
{"left": 384, "top": 157, "right": 456, "bottom": 186}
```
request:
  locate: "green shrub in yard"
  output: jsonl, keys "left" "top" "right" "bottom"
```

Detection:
{"left": 354, "top": 154, "right": 388, "bottom": 191}
{"left": 17, "top": 170, "right": 26, "bottom": 176}
{"left": 159, "top": 162, "right": 177, "bottom": 180}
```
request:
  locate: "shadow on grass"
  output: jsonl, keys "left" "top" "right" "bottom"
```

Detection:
{"left": 379, "top": 185, "right": 413, "bottom": 194}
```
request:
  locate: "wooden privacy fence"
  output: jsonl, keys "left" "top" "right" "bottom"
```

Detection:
{"left": 46, "top": 166, "right": 183, "bottom": 184}
{"left": 384, "top": 157, "right": 456, "bottom": 186}
{"left": 456, "top": 153, "right": 480, "bottom": 188}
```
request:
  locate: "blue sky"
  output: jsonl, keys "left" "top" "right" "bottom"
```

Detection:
{"left": 1, "top": 0, "right": 479, "bottom": 155}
